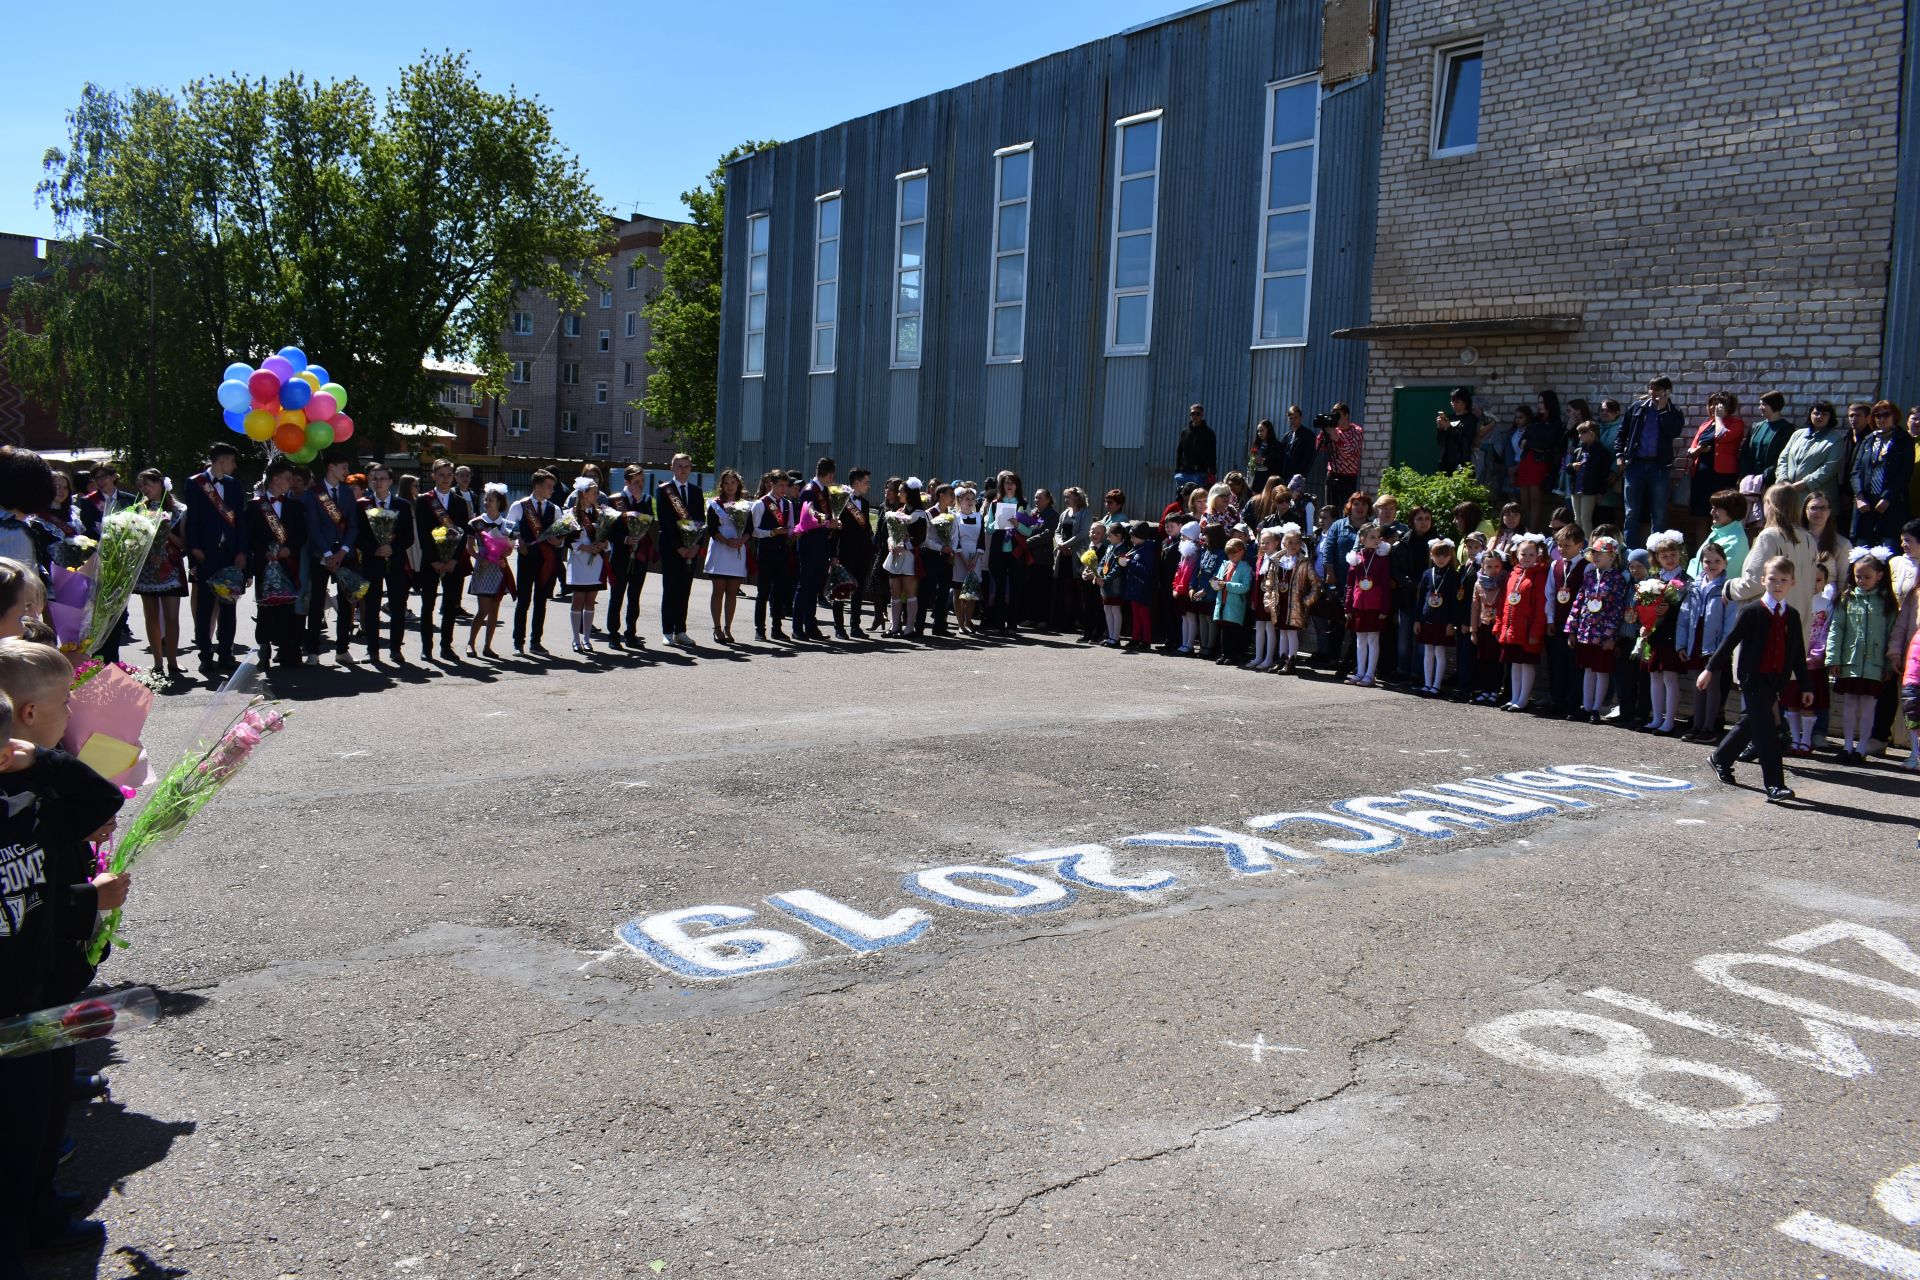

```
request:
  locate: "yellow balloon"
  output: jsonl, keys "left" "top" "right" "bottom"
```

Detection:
{"left": 243, "top": 409, "right": 276, "bottom": 441}
{"left": 277, "top": 408, "right": 306, "bottom": 428}
{"left": 296, "top": 370, "right": 321, "bottom": 391}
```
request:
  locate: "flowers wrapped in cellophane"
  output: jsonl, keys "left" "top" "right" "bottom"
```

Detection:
{"left": 364, "top": 506, "right": 399, "bottom": 548}
{"left": 50, "top": 507, "right": 165, "bottom": 657}
{"left": 723, "top": 500, "right": 754, "bottom": 538}
{"left": 0, "top": 988, "right": 158, "bottom": 1060}
{"left": 592, "top": 507, "right": 625, "bottom": 545}
{"left": 86, "top": 662, "right": 291, "bottom": 963}
{"left": 1630, "top": 578, "right": 1685, "bottom": 662}
{"left": 334, "top": 566, "right": 371, "bottom": 601}
{"left": 207, "top": 566, "right": 246, "bottom": 600}
{"left": 63, "top": 658, "right": 161, "bottom": 787}
{"left": 826, "top": 485, "right": 851, "bottom": 520}
{"left": 548, "top": 512, "right": 582, "bottom": 544}
{"left": 927, "top": 512, "right": 956, "bottom": 552}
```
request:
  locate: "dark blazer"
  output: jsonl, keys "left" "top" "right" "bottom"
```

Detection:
{"left": 1705, "top": 597, "right": 1809, "bottom": 689}
{"left": 1278, "top": 427, "right": 1319, "bottom": 483}
{"left": 653, "top": 479, "right": 705, "bottom": 559}
{"left": 300, "top": 478, "right": 362, "bottom": 564}
{"left": 244, "top": 494, "right": 308, "bottom": 582}
{"left": 182, "top": 469, "right": 249, "bottom": 566}
{"left": 357, "top": 492, "right": 415, "bottom": 559}
{"left": 413, "top": 487, "right": 473, "bottom": 573}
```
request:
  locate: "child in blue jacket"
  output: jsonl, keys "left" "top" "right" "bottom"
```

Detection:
{"left": 1121, "top": 521, "right": 1159, "bottom": 650}
{"left": 1676, "top": 540, "right": 1737, "bottom": 740}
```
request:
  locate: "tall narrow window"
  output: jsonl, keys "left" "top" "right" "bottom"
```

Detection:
{"left": 1432, "top": 42, "right": 1483, "bottom": 157}
{"left": 598, "top": 329, "right": 611, "bottom": 353}
{"left": 743, "top": 213, "right": 769, "bottom": 376}
{"left": 560, "top": 409, "right": 578, "bottom": 433}
{"left": 1106, "top": 112, "right": 1162, "bottom": 355}
{"left": 511, "top": 311, "right": 533, "bottom": 336}
{"left": 624, "top": 311, "right": 637, "bottom": 339}
{"left": 890, "top": 171, "right": 927, "bottom": 368}
{"left": 564, "top": 314, "right": 580, "bottom": 337}
{"left": 508, "top": 408, "right": 529, "bottom": 434}
{"left": 988, "top": 144, "right": 1032, "bottom": 363}
{"left": 626, "top": 263, "right": 641, "bottom": 290}
{"left": 1253, "top": 76, "right": 1320, "bottom": 347}
{"left": 811, "top": 193, "right": 841, "bottom": 373}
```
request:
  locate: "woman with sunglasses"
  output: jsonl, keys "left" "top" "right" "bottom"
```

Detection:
{"left": 1850, "top": 399, "right": 1914, "bottom": 551}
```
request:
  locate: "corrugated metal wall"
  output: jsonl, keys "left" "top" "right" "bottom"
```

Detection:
{"left": 717, "top": 0, "right": 1381, "bottom": 505}
{"left": 1883, "top": 0, "right": 1920, "bottom": 409}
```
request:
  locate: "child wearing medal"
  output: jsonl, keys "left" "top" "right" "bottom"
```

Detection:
{"left": 1246, "top": 529, "right": 1282, "bottom": 671}
{"left": 1414, "top": 538, "right": 1462, "bottom": 695}
{"left": 1567, "top": 534, "right": 1633, "bottom": 723}
{"left": 1495, "top": 533, "right": 1551, "bottom": 711}
{"left": 1676, "top": 540, "right": 1736, "bottom": 741}
{"left": 1451, "top": 531, "right": 1486, "bottom": 700}
{"left": 1545, "top": 523, "right": 1589, "bottom": 716}
{"left": 1343, "top": 521, "right": 1391, "bottom": 687}
{"left": 1270, "top": 523, "right": 1318, "bottom": 674}
{"left": 1640, "top": 529, "right": 1693, "bottom": 735}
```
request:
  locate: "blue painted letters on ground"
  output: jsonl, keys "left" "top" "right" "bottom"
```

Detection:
{"left": 611, "top": 764, "right": 1695, "bottom": 981}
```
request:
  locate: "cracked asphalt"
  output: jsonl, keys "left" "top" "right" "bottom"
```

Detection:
{"left": 37, "top": 580, "right": 1920, "bottom": 1280}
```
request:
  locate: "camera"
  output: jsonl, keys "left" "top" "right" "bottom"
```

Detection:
{"left": 1312, "top": 412, "right": 1338, "bottom": 433}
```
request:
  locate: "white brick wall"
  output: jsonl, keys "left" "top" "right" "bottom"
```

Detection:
{"left": 1359, "top": 0, "right": 1903, "bottom": 483}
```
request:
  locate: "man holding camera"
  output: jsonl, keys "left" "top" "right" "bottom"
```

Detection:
{"left": 1323, "top": 404, "right": 1364, "bottom": 512}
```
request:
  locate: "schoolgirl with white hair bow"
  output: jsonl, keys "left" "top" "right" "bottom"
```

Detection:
{"left": 1639, "top": 529, "right": 1694, "bottom": 734}
{"left": 1826, "top": 544, "right": 1897, "bottom": 763}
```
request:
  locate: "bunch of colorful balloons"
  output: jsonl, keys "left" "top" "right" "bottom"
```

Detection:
{"left": 214, "top": 346, "right": 354, "bottom": 464}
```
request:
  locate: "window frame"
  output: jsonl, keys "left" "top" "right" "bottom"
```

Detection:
{"left": 594, "top": 380, "right": 608, "bottom": 405}
{"left": 559, "top": 409, "right": 578, "bottom": 434}
{"left": 743, "top": 212, "right": 769, "bottom": 378}
{"left": 1430, "top": 40, "right": 1484, "bottom": 159}
{"left": 591, "top": 430, "right": 610, "bottom": 457}
{"left": 510, "top": 359, "right": 531, "bottom": 384}
{"left": 626, "top": 262, "right": 641, "bottom": 290}
{"left": 623, "top": 359, "right": 634, "bottom": 387}
{"left": 507, "top": 407, "right": 529, "bottom": 435}
{"left": 1105, "top": 108, "right": 1164, "bottom": 357}
{"left": 511, "top": 310, "right": 533, "bottom": 336}
{"left": 622, "top": 409, "right": 636, "bottom": 437}
{"left": 1250, "top": 74, "right": 1322, "bottom": 350}
{"left": 563, "top": 314, "right": 580, "bottom": 338}
{"left": 889, "top": 169, "right": 928, "bottom": 370}
{"left": 987, "top": 142, "right": 1034, "bottom": 365}
{"left": 624, "top": 310, "right": 637, "bottom": 339}
{"left": 810, "top": 191, "right": 842, "bottom": 374}
{"left": 560, "top": 361, "right": 579, "bottom": 386}
{"left": 598, "top": 329, "right": 611, "bottom": 353}
{"left": 599, "top": 287, "right": 613, "bottom": 309}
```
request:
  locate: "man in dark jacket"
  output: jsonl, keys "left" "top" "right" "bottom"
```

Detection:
{"left": 1277, "top": 405, "right": 1319, "bottom": 484}
{"left": 1616, "top": 376, "right": 1686, "bottom": 547}
{"left": 1174, "top": 405, "right": 1216, "bottom": 489}
{"left": 1436, "top": 389, "right": 1479, "bottom": 474}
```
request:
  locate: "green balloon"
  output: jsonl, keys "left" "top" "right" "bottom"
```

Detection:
{"left": 304, "top": 420, "right": 335, "bottom": 450}
{"left": 288, "top": 445, "right": 319, "bottom": 464}
{"left": 319, "top": 382, "right": 347, "bottom": 412}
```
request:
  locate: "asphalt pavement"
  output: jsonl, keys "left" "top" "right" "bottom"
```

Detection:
{"left": 36, "top": 577, "right": 1920, "bottom": 1280}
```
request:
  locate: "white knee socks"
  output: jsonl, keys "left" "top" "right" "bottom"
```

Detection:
{"left": 1581, "top": 668, "right": 1610, "bottom": 712}
{"left": 1423, "top": 644, "right": 1447, "bottom": 691}
{"left": 1355, "top": 632, "right": 1380, "bottom": 682}
{"left": 1840, "top": 693, "right": 1873, "bottom": 752}
{"left": 1104, "top": 604, "right": 1122, "bottom": 643}
{"left": 1180, "top": 615, "right": 1197, "bottom": 652}
{"left": 1252, "top": 621, "right": 1275, "bottom": 668}
{"left": 1508, "top": 662, "right": 1537, "bottom": 708}
{"left": 1647, "top": 671, "right": 1680, "bottom": 729}
{"left": 1278, "top": 630, "right": 1298, "bottom": 660}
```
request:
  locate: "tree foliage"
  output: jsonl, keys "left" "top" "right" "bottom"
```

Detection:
{"left": 3, "top": 53, "right": 606, "bottom": 474}
{"left": 637, "top": 140, "right": 777, "bottom": 471}
{"left": 1377, "top": 463, "right": 1493, "bottom": 525}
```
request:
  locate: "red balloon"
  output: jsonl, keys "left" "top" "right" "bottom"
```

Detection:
{"left": 247, "top": 369, "right": 281, "bottom": 400}
{"left": 251, "top": 395, "right": 277, "bottom": 413}
{"left": 331, "top": 413, "right": 355, "bottom": 443}
{"left": 272, "top": 421, "right": 306, "bottom": 452}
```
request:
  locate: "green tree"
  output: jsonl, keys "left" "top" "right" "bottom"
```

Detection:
{"left": 637, "top": 140, "right": 777, "bottom": 471}
{"left": 4, "top": 53, "right": 606, "bottom": 474}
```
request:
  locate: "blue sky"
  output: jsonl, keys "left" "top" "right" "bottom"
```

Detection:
{"left": 3, "top": 0, "right": 1186, "bottom": 238}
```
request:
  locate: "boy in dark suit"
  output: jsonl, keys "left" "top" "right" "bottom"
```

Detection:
{"left": 181, "top": 443, "right": 249, "bottom": 672}
{"left": 357, "top": 464, "right": 414, "bottom": 664}
{"left": 246, "top": 459, "right": 309, "bottom": 669}
{"left": 1698, "top": 554, "right": 1812, "bottom": 802}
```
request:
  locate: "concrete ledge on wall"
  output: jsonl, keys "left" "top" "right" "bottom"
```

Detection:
{"left": 1334, "top": 315, "right": 1582, "bottom": 341}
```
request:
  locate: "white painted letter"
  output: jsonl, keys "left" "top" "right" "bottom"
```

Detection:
{"left": 1121, "top": 825, "right": 1321, "bottom": 873}
{"left": 616, "top": 905, "right": 808, "bottom": 979}
{"left": 1770, "top": 920, "right": 1920, "bottom": 981}
{"left": 1777, "top": 1213, "right": 1920, "bottom": 1278}
{"left": 1334, "top": 795, "right": 1493, "bottom": 838}
{"left": 1241, "top": 811, "right": 1400, "bottom": 854}
{"left": 903, "top": 865, "right": 1076, "bottom": 915}
{"left": 1467, "top": 1009, "right": 1779, "bottom": 1130}
{"left": 1583, "top": 986, "right": 1872, "bottom": 1078}
{"left": 1006, "top": 844, "right": 1178, "bottom": 892}
{"left": 1695, "top": 952, "right": 1920, "bottom": 1037}
{"left": 1550, "top": 764, "right": 1693, "bottom": 791}
{"left": 1402, "top": 784, "right": 1563, "bottom": 822}
{"left": 764, "top": 890, "right": 931, "bottom": 955}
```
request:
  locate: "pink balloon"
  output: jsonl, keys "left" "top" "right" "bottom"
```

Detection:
{"left": 260, "top": 355, "right": 295, "bottom": 382}
{"left": 306, "top": 391, "right": 338, "bottom": 421}
{"left": 331, "top": 413, "right": 354, "bottom": 442}
{"left": 247, "top": 369, "right": 281, "bottom": 399}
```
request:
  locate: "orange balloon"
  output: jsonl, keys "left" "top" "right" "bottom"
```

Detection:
{"left": 273, "top": 421, "right": 307, "bottom": 452}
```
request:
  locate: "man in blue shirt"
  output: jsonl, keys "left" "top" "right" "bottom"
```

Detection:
{"left": 1616, "top": 377, "right": 1686, "bottom": 547}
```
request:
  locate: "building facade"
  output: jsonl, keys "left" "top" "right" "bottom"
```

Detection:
{"left": 716, "top": 0, "right": 1385, "bottom": 503}
{"left": 1352, "top": 0, "right": 1915, "bottom": 483}
{"left": 496, "top": 215, "right": 679, "bottom": 466}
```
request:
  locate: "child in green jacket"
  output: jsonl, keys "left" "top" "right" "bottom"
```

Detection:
{"left": 1827, "top": 547, "right": 1896, "bottom": 763}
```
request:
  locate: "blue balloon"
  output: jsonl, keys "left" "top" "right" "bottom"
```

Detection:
{"left": 304, "top": 363, "right": 329, "bottom": 386}
{"left": 216, "top": 379, "right": 251, "bottom": 413}
{"left": 279, "top": 378, "right": 313, "bottom": 410}
{"left": 223, "top": 362, "right": 253, "bottom": 384}
{"left": 276, "top": 346, "right": 308, "bottom": 374}
{"left": 223, "top": 408, "right": 247, "bottom": 433}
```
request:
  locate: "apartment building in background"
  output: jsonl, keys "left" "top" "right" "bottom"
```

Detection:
{"left": 496, "top": 214, "right": 682, "bottom": 465}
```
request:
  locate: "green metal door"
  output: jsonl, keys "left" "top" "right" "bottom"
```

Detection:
{"left": 1390, "top": 385, "right": 1469, "bottom": 474}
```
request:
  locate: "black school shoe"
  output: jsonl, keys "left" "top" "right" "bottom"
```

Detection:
{"left": 28, "top": 1217, "right": 105, "bottom": 1252}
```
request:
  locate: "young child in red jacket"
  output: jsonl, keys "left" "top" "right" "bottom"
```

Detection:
{"left": 1495, "top": 532, "right": 1550, "bottom": 711}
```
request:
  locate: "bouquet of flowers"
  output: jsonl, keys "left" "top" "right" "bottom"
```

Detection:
{"left": 64, "top": 657, "right": 158, "bottom": 786}
{"left": 826, "top": 485, "right": 852, "bottom": 520}
{"left": 0, "top": 988, "right": 159, "bottom": 1060}
{"left": 86, "top": 664, "right": 290, "bottom": 963}
{"left": 927, "top": 512, "right": 956, "bottom": 552}
{"left": 334, "top": 565, "right": 371, "bottom": 601}
{"left": 260, "top": 561, "right": 297, "bottom": 606}
{"left": 827, "top": 562, "right": 858, "bottom": 601}
{"left": 429, "top": 524, "right": 464, "bottom": 558}
{"left": 678, "top": 517, "right": 703, "bottom": 544}
{"left": 542, "top": 511, "right": 578, "bottom": 544}
{"left": 1630, "top": 578, "right": 1685, "bottom": 661}
{"left": 724, "top": 500, "right": 754, "bottom": 538}
{"left": 1079, "top": 547, "right": 1099, "bottom": 568}
{"left": 208, "top": 566, "right": 247, "bottom": 599}
{"left": 587, "top": 507, "right": 621, "bottom": 547}
{"left": 50, "top": 536, "right": 99, "bottom": 570}
{"left": 958, "top": 571, "right": 982, "bottom": 604}
{"left": 364, "top": 505, "right": 398, "bottom": 548}
{"left": 476, "top": 529, "right": 511, "bottom": 564}
{"left": 884, "top": 510, "right": 916, "bottom": 547}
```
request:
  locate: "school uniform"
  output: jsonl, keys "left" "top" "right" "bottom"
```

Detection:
{"left": 831, "top": 493, "right": 875, "bottom": 637}
{"left": 653, "top": 477, "right": 704, "bottom": 643}
{"left": 357, "top": 490, "right": 414, "bottom": 660}
{"left": 413, "top": 487, "right": 472, "bottom": 655}
{"left": 506, "top": 495, "right": 561, "bottom": 650}
{"left": 1344, "top": 549, "right": 1392, "bottom": 633}
{"left": 791, "top": 480, "right": 835, "bottom": 639}
{"left": 181, "top": 467, "right": 249, "bottom": 665}
{"left": 1495, "top": 561, "right": 1549, "bottom": 663}
{"left": 1544, "top": 554, "right": 1590, "bottom": 712}
{"left": 605, "top": 485, "right": 653, "bottom": 645}
{"left": 300, "top": 476, "right": 361, "bottom": 658}
{"left": 1416, "top": 565, "right": 1463, "bottom": 646}
{"left": 1124, "top": 539, "right": 1160, "bottom": 646}
{"left": 920, "top": 510, "right": 955, "bottom": 634}
{"left": 245, "top": 492, "right": 308, "bottom": 667}
{"left": 751, "top": 493, "right": 795, "bottom": 638}
{"left": 1676, "top": 573, "right": 1736, "bottom": 736}
{"left": 1706, "top": 595, "right": 1809, "bottom": 794}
